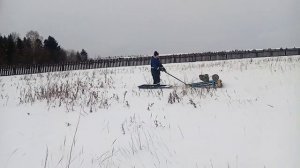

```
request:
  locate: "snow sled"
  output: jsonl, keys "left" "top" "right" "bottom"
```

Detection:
{"left": 138, "top": 73, "right": 222, "bottom": 89}
{"left": 138, "top": 84, "right": 172, "bottom": 89}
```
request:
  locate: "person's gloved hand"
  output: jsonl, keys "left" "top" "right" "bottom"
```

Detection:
{"left": 161, "top": 67, "right": 166, "bottom": 72}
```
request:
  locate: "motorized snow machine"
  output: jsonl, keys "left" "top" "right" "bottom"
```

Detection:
{"left": 138, "top": 72, "right": 223, "bottom": 89}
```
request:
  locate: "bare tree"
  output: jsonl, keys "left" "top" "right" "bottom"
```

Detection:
{"left": 10, "top": 32, "right": 20, "bottom": 43}
{"left": 26, "top": 30, "right": 42, "bottom": 42}
{"left": 26, "top": 30, "right": 43, "bottom": 63}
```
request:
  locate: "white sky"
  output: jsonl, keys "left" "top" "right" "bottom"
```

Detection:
{"left": 0, "top": 0, "right": 299, "bottom": 58}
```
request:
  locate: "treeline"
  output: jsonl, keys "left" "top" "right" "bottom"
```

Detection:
{"left": 0, "top": 31, "right": 88, "bottom": 65}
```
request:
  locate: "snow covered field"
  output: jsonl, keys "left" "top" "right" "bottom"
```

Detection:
{"left": 0, "top": 56, "right": 300, "bottom": 168}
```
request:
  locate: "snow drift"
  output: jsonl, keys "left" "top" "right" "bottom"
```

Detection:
{"left": 0, "top": 56, "right": 300, "bottom": 168}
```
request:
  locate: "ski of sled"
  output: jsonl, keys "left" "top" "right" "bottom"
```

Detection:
{"left": 138, "top": 84, "right": 172, "bottom": 89}
{"left": 189, "top": 82, "right": 217, "bottom": 88}
{"left": 138, "top": 81, "right": 221, "bottom": 89}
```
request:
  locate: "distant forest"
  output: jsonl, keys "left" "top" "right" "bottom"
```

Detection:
{"left": 0, "top": 31, "right": 88, "bottom": 66}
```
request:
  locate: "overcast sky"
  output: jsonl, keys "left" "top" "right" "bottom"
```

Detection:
{"left": 0, "top": 0, "right": 299, "bottom": 58}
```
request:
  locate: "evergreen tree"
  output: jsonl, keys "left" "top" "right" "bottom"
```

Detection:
{"left": 23, "top": 37, "right": 33, "bottom": 64}
{"left": 7, "top": 34, "right": 16, "bottom": 65}
{"left": 76, "top": 51, "right": 81, "bottom": 62}
{"left": 44, "top": 36, "right": 61, "bottom": 63}
{"left": 16, "top": 38, "right": 24, "bottom": 64}
{"left": 0, "top": 31, "right": 86, "bottom": 65}
{"left": 34, "top": 38, "right": 44, "bottom": 64}
{"left": 80, "top": 49, "right": 88, "bottom": 61}
{"left": 0, "top": 36, "right": 5, "bottom": 65}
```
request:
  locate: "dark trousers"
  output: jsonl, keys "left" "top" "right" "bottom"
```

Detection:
{"left": 151, "top": 69, "right": 160, "bottom": 84}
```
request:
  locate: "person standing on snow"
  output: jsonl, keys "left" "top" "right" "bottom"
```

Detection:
{"left": 151, "top": 51, "right": 166, "bottom": 84}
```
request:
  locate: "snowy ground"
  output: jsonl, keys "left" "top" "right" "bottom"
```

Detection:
{"left": 0, "top": 56, "right": 300, "bottom": 168}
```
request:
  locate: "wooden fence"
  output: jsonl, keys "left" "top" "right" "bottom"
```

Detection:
{"left": 1, "top": 48, "right": 299, "bottom": 76}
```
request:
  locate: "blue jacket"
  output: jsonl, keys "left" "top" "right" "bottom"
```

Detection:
{"left": 151, "top": 56, "right": 163, "bottom": 70}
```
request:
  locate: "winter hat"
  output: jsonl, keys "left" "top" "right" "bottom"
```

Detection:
{"left": 154, "top": 51, "right": 159, "bottom": 56}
